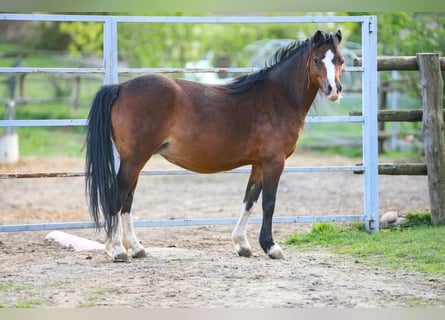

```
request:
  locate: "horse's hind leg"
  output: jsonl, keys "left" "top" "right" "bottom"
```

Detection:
{"left": 105, "top": 161, "right": 146, "bottom": 261}
{"left": 104, "top": 210, "right": 128, "bottom": 262}
{"left": 120, "top": 185, "right": 147, "bottom": 258}
{"left": 232, "top": 165, "right": 262, "bottom": 257}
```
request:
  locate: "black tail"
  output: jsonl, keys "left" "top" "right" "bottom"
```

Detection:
{"left": 85, "top": 84, "right": 121, "bottom": 237}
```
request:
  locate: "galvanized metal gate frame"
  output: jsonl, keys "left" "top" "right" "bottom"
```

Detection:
{"left": 0, "top": 14, "right": 378, "bottom": 233}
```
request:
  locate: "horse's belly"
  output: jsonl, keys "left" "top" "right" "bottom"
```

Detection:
{"left": 159, "top": 144, "right": 248, "bottom": 174}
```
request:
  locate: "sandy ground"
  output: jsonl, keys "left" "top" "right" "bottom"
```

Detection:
{"left": 0, "top": 153, "right": 443, "bottom": 307}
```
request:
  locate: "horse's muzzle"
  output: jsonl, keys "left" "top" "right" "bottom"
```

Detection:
{"left": 326, "top": 83, "right": 342, "bottom": 102}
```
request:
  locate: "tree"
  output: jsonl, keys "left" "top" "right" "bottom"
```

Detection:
{"left": 377, "top": 13, "right": 445, "bottom": 56}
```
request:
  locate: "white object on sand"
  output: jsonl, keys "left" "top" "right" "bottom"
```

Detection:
{"left": 45, "top": 230, "right": 105, "bottom": 251}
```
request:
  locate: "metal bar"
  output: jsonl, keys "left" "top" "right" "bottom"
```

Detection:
{"left": 305, "top": 116, "right": 363, "bottom": 123}
{"left": 103, "top": 17, "right": 119, "bottom": 85}
{"left": 0, "top": 67, "right": 104, "bottom": 74}
{"left": 114, "top": 16, "right": 370, "bottom": 24}
{"left": 139, "top": 166, "right": 364, "bottom": 176}
{"left": 0, "top": 165, "right": 365, "bottom": 179}
{"left": 0, "top": 119, "right": 87, "bottom": 127}
{"left": 0, "top": 116, "right": 363, "bottom": 128}
{"left": 0, "top": 215, "right": 366, "bottom": 232}
{"left": 0, "top": 172, "right": 86, "bottom": 179}
{"left": 0, "top": 13, "right": 372, "bottom": 24}
{"left": 0, "top": 67, "right": 360, "bottom": 75}
{"left": 118, "top": 67, "right": 259, "bottom": 74}
{"left": 118, "top": 66, "right": 361, "bottom": 74}
{"left": 0, "top": 222, "right": 101, "bottom": 232}
{"left": 0, "top": 13, "right": 110, "bottom": 22}
{"left": 345, "top": 66, "right": 363, "bottom": 72}
{"left": 361, "top": 16, "right": 379, "bottom": 232}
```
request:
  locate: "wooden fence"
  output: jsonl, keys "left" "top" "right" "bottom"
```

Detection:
{"left": 354, "top": 54, "right": 445, "bottom": 225}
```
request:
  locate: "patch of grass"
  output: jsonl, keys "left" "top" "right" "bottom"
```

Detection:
{"left": 15, "top": 299, "right": 45, "bottom": 308}
{"left": 284, "top": 212, "right": 445, "bottom": 275}
{"left": 1, "top": 101, "right": 88, "bottom": 157}
{"left": 17, "top": 127, "right": 86, "bottom": 157}
{"left": 379, "top": 149, "right": 425, "bottom": 163}
{"left": 0, "top": 283, "right": 14, "bottom": 291}
{"left": 79, "top": 287, "right": 111, "bottom": 307}
{"left": 400, "top": 211, "right": 432, "bottom": 228}
{"left": 0, "top": 282, "right": 50, "bottom": 308}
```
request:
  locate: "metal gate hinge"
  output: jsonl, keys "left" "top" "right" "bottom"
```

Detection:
{"left": 368, "top": 17, "right": 376, "bottom": 33}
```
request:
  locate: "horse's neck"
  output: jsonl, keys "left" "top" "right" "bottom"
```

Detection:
{"left": 268, "top": 52, "right": 318, "bottom": 114}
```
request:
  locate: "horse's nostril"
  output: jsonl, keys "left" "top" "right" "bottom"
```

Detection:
{"left": 328, "top": 84, "right": 332, "bottom": 93}
{"left": 337, "top": 84, "right": 342, "bottom": 92}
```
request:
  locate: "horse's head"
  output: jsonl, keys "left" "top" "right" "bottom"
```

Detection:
{"left": 307, "top": 30, "right": 344, "bottom": 102}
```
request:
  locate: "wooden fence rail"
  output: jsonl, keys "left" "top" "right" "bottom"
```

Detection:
{"left": 354, "top": 56, "right": 445, "bottom": 71}
{"left": 349, "top": 109, "right": 445, "bottom": 122}
{"left": 353, "top": 163, "right": 427, "bottom": 175}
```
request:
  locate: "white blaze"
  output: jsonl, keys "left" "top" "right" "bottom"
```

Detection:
{"left": 322, "top": 49, "right": 337, "bottom": 96}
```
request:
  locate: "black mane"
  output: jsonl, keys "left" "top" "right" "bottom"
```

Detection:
{"left": 224, "top": 38, "right": 309, "bottom": 94}
{"left": 264, "top": 38, "right": 309, "bottom": 68}
{"left": 224, "top": 31, "right": 337, "bottom": 94}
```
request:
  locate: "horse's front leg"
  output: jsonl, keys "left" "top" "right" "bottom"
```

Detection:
{"left": 259, "top": 159, "right": 285, "bottom": 259}
{"left": 232, "top": 165, "right": 262, "bottom": 257}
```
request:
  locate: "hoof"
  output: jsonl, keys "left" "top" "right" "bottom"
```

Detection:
{"left": 267, "top": 244, "right": 284, "bottom": 259}
{"left": 132, "top": 248, "right": 147, "bottom": 259}
{"left": 113, "top": 252, "right": 129, "bottom": 262}
{"left": 236, "top": 247, "right": 252, "bottom": 258}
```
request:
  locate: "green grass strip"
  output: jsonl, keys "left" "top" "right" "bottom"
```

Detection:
{"left": 284, "top": 212, "right": 445, "bottom": 275}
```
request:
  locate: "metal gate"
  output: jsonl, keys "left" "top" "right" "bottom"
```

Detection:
{"left": 0, "top": 14, "right": 378, "bottom": 233}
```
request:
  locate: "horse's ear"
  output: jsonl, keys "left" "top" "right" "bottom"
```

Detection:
{"left": 313, "top": 30, "right": 324, "bottom": 45}
{"left": 335, "top": 29, "right": 342, "bottom": 43}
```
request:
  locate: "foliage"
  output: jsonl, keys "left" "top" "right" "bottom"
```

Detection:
{"left": 348, "top": 12, "right": 445, "bottom": 105}
{"left": 59, "top": 22, "right": 103, "bottom": 57}
{"left": 378, "top": 13, "right": 445, "bottom": 56}
{"left": 25, "top": 22, "right": 72, "bottom": 51}
{"left": 346, "top": 13, "right": 445, "bottom": 56}
{"left": 56, "top": 13, "right": 356, "bottom": 68}
{"left": 284, "top": 212, "right": 445, "bottom": 275}
{"left": 399, "top": 211, "right": 432, "bottom": 229}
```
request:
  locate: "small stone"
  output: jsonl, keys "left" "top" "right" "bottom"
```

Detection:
{"left": 381, "top": 211, "right": 398, "bottom": 224}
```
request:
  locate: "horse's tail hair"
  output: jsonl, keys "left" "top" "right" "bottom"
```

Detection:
{"left": 85, "top": 84, "right": 121, "bottom": 237}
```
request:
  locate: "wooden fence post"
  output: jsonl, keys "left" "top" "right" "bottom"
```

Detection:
{"left": 417, "top": 53, "right": 445, "bottom": 225}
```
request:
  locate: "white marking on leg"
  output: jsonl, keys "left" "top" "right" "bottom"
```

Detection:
{"left": 232, "top": 202, "right": 253, "bottom": 257}
{"left": 267, "top": 243, "right": 284, "bottom": 259}
{"left": 104, "top": 213, "right": 128, "bottom": 262}
{"left": 121, "top": 213, "right": 147, "bottom": 258}
{"left": 322, "top": 49, "right": 338, "bottom": 101}
{"left": 111, "top": 138, "right": 120, "bottom": 174}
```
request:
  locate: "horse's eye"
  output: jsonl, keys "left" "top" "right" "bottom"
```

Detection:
{"left": 314, "top": 57, "right": 320, "bottom": 64}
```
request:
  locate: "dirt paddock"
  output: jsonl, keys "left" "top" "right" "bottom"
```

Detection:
{"left": 0, "top": 153, "right": 443, "bottom": 307}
